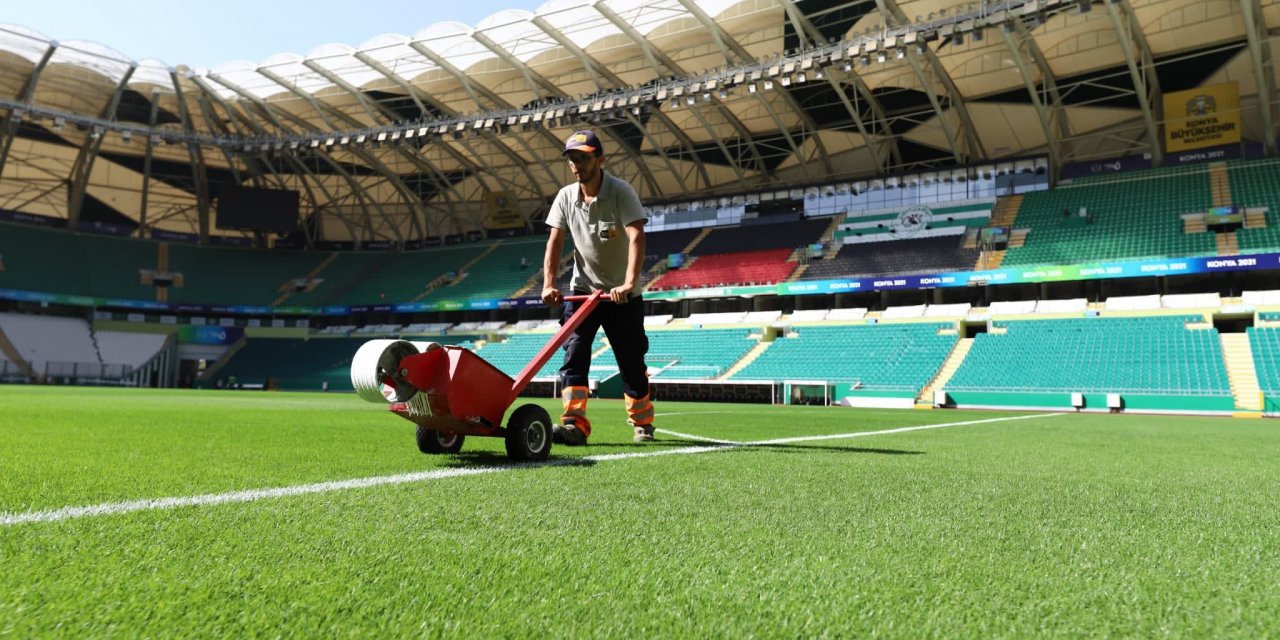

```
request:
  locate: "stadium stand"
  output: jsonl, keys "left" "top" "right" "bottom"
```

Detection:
{"left": 95, "top": 331, "right": 168, "bottom": 368}
{"left": 450, "top": 321, "right": 507, "bottom": 333}
{"left": 685, "top": 311, "right": 748, "bottom": 326}
{"left": 0, "top": 222, "right": 157, "bottom": 300}
{"left": 801, "top": 236, "right": 979, "bottom": 280}
{"left": 1248, "top": 327, "right": 1280, "bottom": 405}
{"left": 832, "top": 199, "right": 994, "bottom": 244}
{"left": 0, "top": 313, "right": 99, "bottom": 376}
{"left": 825, "top": 308, "right": 868, "bottom": 321}
{"left": 987, "top": 300, "right": 1038, "bottom": 315}
{"left": 788, "top": 309, "right": 831, "bottom": 322}
{"left": 1035, "top": 298, "right": 1088, "bottom": 314}
{"left": 644, "top": 328, "right": 758, "bottom": 379}
{"left": 1162, "top": 293, "right": 1222, "bottom": 309}
{"left": 641, "top": 227, "right": 705, "bottom": 273}
{"left": 511, "top": 319, "right": 559, "bottom": 331}
{"left": 1104, "top": 295, "right": 1162, "bottom": 311}
{"left": 1226, "top": 159, "right": 1280, "bottom": 253}
{"left": 743, "top": 310, "right": 783, "bottom": 324}
{"left": 353, "top": 324, "right": 405, "bottom": 335}
{"left": 316, "top": 244, "right": 490, "bottom": 306}
{"left": 216, "top": 338, "right": 365, "bottom": 391}
{"left": 691, "top": 218, "right": 829, "bottom": 255}
{"left": 402, "top": 322, "right": 455, "bottom": 334}
{"left": 1243, "top": 290, "right": 1280, "bottom": 306}
{"left": 474, "top": 332, "right": 607, "bottom": 381}
{"left": 882, "top": 304, "right": 927, "bottom": 319}
{"left": 648, "top": 248, "right": 796, "bottom": 291}
{"left": 731, "top": 323, "right": 956, "bottom": 393}
{"left": 422, "top": 239, "right": 548, "bottom": 303}
{"left": 924, "top": 303, "right": 972, "bottom": 318}
{"left": 1001, "top": 166, "right": 1217, "bottom": 266}
{"left": 947, "top": 316, "right": 1230, "bottom": 396}
{"left": 286, "top": 251, "right": 396, "bottom": 307}
{"left": 167, "top": 244, "right": 327, "bottom": 305}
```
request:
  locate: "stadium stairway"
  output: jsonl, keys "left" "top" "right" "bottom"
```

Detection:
{"left": 684, "top": 227, "right": 713, "bottom": 254}
{"left": 972, "top": 195, "right": 1022, "bottom": 271}
{"left": 511, "top": 253, "right": 572, "bottom": 298}
{"left": 990, "top": 194, "right": 1023, "bottom": 228}
{"left": 0, "top": 326, "right": 34, "bottom": 378}
{"left": 197, "top": 334, "right": 248, "bottom": 386}
{"left": 718, "top": 339, "right": 772, "bottom": 380}
{"left": 272, "top": 252, "right": 338, "bottom": 306}
{"left": 1220, "top": 333, "right": 1264, "bottom": 414}
{"left": 1209, "top": 162, "right": 1232, "bottom": 207}
{"left": 977, "top": 250, "right": 1006, "bottom": 270}
{"left": 786, "top": 248, "right": 811, "bottom": 282}
{"left": 407, "top": 242, "right": 505, "bottom": 303}
{"left": 917, "top": 337, "right": 973, "bottom": 408}
{"left": 1245, "top": 209, "right": 1267, "bottom": 229}
{"left": 156, "top": 242, "right": 169, "bottom": 304}
{"left": 785, "top": 214, "right": 851, "bottom": 281}
{"left": 1216, "top": 232, "right": 1239, "bottom": 256}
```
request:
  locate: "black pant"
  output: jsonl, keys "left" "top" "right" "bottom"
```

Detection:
{"left": 559, "top": 294, "right": 650, "bottom": 399}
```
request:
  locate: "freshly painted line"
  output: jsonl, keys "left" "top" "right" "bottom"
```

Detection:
{"left": 654, "top": 428, "right": 740, "bottom": 444}
{"left": 747, "top": 412, "right": 1068, "bottom": 446}
{"left": 0, "top": 466, "right": 506, "bottom": 526}
{"left": 1, "top": 412, "right": 1063, "bottom": 526}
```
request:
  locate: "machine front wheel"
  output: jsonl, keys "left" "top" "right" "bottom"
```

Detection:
{"left": 505, "top": 404, "right": 553, "bottom": 462}
{"left": 416, "top": 426, "right": 465, "bottom": 454}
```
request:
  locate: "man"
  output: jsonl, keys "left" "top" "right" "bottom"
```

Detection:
{"left": 542, "top": 130, "right": 655, "bottom": 445}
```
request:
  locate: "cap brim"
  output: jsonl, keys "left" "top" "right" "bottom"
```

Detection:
{"left": 562, "top": 145, "right": 598, "bottom": 156}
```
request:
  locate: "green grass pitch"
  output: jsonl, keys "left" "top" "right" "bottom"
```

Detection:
{"left": 2, "top": 386, "right": 1278, "bottom": 637}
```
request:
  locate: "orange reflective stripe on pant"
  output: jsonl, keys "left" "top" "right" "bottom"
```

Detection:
{"left": 625, "top": 393, "right": 654, "bottom": 427}
{"left": 561, "top": 385, "right": 591, "bottom": 436}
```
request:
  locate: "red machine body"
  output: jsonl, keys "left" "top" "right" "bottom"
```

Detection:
{"left": 386, "top": 291, "right": 604, "bottom": 438}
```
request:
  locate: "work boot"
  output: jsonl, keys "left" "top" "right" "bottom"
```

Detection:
{"left": 553, "top": 419, "right": 589, "bottom": 446}
{"left": 633, "top": 424, "right": 656, "bottom": 443}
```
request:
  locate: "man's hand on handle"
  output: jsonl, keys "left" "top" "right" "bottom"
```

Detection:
{"left": 608, "top": 282, "right": 635, "bottom": 304}
{"left": 541, "top": 286, "right": 564, "bottom": 306}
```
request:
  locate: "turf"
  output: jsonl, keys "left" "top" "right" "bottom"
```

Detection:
{"left": 2, "top": 386, "right": 1278, "bottom": 637}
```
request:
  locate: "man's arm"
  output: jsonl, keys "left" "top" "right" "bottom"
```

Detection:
{"left": 609, "top": 221, "right": 646, "bottom": 304}
{"left": 542, "top": 227, "right": 566, "bottom": 305}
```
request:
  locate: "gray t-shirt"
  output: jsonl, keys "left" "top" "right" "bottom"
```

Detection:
{"left": 545, "top": 172, "right": 647, "bottom": 293}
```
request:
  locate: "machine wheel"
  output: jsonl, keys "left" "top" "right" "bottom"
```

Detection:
{"left": 505, "top": 404, "right": 553, "bottom": 462}
{"left": 416, "top": 426, "right": 465, "bottom": 454}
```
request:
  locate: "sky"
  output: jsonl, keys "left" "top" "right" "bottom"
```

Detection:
{"left": 4, "top": 0, "right": 547, "bottom": 69}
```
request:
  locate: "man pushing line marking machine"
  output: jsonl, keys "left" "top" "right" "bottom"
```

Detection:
{"left": 351, "top": 129, "right": 656, "bottom": 461}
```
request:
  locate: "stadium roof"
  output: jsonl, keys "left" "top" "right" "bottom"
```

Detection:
{"left": 0, "top": 0, "right": 1270, "bottom": 245}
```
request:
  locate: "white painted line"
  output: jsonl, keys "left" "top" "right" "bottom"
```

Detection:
{"left": 655, "top": 428, "right": 740, "bottom": 444}
{"left": 747, "top": 412, "right": 1067, "bottom": 446}
{"left": 1, "top": 412, "right": 1064, "bottom": 526}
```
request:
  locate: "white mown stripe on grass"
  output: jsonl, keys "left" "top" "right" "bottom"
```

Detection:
{"left": 1, "top": 412, "right": 1063, "bottom": 526}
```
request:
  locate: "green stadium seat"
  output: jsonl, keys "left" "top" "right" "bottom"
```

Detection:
{"left": 948, "top": 316, "right": 1230, "bottom": 395}
{"left": 1002, "top": 166, "right": 1216, "bottom": 267}
{"left": 731, "top": 323, "right": 956, "bottom": 393}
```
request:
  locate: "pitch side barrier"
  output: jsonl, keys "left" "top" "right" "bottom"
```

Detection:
{"left": 3, "top": 252, "right": 1279, "bottom": 316}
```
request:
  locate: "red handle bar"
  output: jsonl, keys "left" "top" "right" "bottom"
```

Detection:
{"left": 506, "top": 290, "right": 606, "bottom": 405}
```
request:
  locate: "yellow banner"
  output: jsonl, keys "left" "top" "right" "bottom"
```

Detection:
{"left": 483, "top": 191, "right": 525, "bottom": 229}
{"left": 1163, "top": 82, "right": 1241, "bottom": 153}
